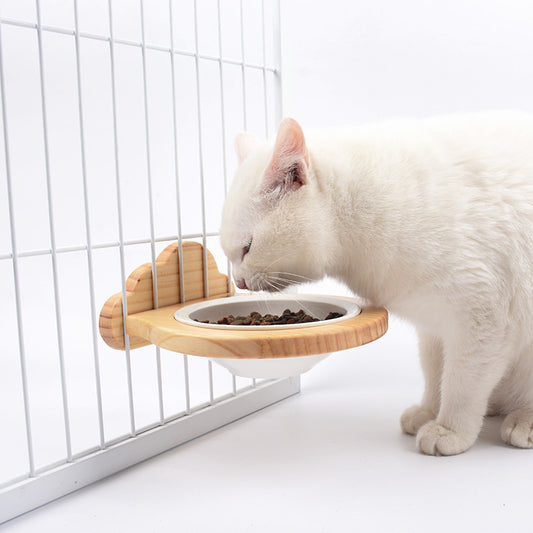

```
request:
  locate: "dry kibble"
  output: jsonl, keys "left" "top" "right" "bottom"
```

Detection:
{"left": 325, "top": 312, "right": 344, "bottom": 320}
{"left": 194, "top": 309, "right": 344, "bottom": 326}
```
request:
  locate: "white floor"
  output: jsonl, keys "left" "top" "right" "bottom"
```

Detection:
{"left": 4, "top": 317, "right": 532, "bottom": 533}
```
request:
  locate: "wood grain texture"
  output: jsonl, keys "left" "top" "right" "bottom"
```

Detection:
{"left": 125, "top": 301, "right": 388, "bottom": 359}
{"left": 99, "top": 241, "right": 231, "bottom": 350}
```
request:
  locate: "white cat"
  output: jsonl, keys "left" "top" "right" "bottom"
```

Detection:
{"left": 220, "top": 111, "right": 533, "bottom": 456}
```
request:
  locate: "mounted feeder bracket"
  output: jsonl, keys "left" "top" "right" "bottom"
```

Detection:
{"left": 99, "top": 240, "right": 388, "bottom": 360}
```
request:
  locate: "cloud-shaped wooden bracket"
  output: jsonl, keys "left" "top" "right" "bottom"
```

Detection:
{"left": 100, "top": 239, "right": 388, "bottom": 360}
{"left": 99, "top": 241, "right": 231, "bottom": 350}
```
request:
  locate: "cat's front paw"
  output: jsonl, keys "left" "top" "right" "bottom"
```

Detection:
{"left": 501, "top": 409, "right": 533, "bottom": 449}
{"left": 416, "top": 421, "right": 474, "bottom": 456}
{"left": 400, "top": 405, "right": 435, "bottom": 435}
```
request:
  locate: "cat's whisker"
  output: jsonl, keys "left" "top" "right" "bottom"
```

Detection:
{"left": 249, "top": 274, "right": 275, "bottom": 314}
{"left": 266, "top": 275, "right": 313, "bottom": 294}
{"left": 265, "top": 277, "right": 316, "bottom": 317}
{"left": 268, "top": 271, "right": 316, "bottom": 283}
{"left": 263, "top": 253, "right": 294, "bottom": 272}
{"left": 267, "top": 275, "right": 312, "bottom": 287}
{"left": 265, "top": 276, "right": 293, "bottom": 289}
{"left": 264, "top": 279, "right": 282, "bottom": 294}
{"left": 260, "top": 291, "right": 273, "bottom": 315}
{"left": 269, "top": 270, "right": 312, "bottom": 280}
{"left": 262, "top": 281, "right": 284, "bottom": 316}
{"left": 263, "top": 277, "right": 283, "bottom": 291}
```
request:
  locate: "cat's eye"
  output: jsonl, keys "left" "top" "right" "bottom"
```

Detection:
{"left": 242, "top": 239, "right": 252, "bottom": 259}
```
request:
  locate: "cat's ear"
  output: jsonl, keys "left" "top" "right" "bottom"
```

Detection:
{"left": 263, "top": 118, "right": 310, "bottom": 193}
{"left": 234, "top": 132, "right": 262, "bottom": 164}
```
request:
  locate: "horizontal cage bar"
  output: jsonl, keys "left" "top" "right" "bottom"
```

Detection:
{"left": 0, "top": 17, "right": 279, "bottom": 73}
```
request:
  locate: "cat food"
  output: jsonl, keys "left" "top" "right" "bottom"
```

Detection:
{"left": 195, "top": 309, "right": 344, "bottom": 326}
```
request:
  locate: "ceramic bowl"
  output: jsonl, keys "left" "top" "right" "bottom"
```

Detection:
{"left": 174, "top": 293, "right": 361, "bottom": 378}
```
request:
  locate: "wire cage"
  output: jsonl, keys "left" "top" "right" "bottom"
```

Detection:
{"left": 0, "top": 0, "right": 295, "bottom": 523}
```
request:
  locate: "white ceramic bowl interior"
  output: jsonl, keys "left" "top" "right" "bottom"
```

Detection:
{"left": 174, "top": 293, "right": 361, "bottom": 330}
{"left": 174, "top": 294, "right": 361, "bottom": 379}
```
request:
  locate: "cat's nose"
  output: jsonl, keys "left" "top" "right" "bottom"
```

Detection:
{"left": 236, "top": 278, "right": 248, "bottom": 290}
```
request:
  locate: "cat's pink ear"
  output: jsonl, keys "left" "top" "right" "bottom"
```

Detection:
{"left": 234, "top": 132, "right": 262, "bottom": 164}
{"left": 263, "top": 118, "right": 309, "bottom": 192}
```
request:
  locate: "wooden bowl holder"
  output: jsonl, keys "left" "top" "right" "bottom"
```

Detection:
{"left": 99, "top": 241, "right": 388, "bottom": 359}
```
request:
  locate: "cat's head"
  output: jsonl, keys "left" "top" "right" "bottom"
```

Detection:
{"left": 220, "top": 118, "right": 329, "bottom": 292}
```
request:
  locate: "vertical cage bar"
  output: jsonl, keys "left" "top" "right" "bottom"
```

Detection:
{"left": 167, "top": 0, "right": 185, "bottom": 302}
{"left": 194, "top": 0, "right": 214, "bottom": 399}
{"left": 183, "top": 351, "right": 191, "bottom": 414}
{"left": 261, "top": 0, "right": 269, "bottom": 137}
{"left": 208, "top": 360, "right": 214, "bottom": 404}
{"left": 139, "top": 0, "right": 164, "bottom": 425}
{"left": 239, "top": 0, "right": 247, "bottom": 130}
{"left": 168, "top": 0, "right": 191, "bottom": 412}
{"left": 216, "top": 0, "right": 233, "bottom": 296}
{"left": 241, "top": 0, "right": 253, "bottom": 389}
{"left": 273, "top": 0, "right": 283, "bottom": 124}
{"left": 192, "top": 0, "right": 209, "bottom": 300}
{"left": 216, "top": 0, "right": 236, "bottom": 391}
{"left": 107, "top": 0, "right": 136, "bottom": 437}
{"left": 35, "top": 0, "right": 73, "bottom": 461}
{"left": 0, "top": 16, "right": 36, "bottom": 477}
{"left": 73, "top": 0, "right": 106, "bottom": 449}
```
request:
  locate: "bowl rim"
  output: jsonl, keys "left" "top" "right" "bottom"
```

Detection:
{"left": 173, "top": 293, "right": 362, "bottom": 330}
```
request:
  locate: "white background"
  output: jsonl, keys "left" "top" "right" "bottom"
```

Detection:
{"left": 282, "top": 0, "right": 533, "bottom": 125}
{"left": 5, "top": 0, "right": 533, "bottom": 531}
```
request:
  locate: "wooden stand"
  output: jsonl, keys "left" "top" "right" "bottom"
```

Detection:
{"left": 99, "top": 241, "right": 388, "bottom": 358}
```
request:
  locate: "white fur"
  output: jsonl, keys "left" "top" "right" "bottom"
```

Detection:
{"left": 220, "top": 111, "right": 533, "bottom": 455}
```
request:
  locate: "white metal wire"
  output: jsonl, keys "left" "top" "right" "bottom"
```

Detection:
{"left": 192, "top": 0, "right": 209, "bottom": 301}
{"left": 0, "top": 232, "right": 222, "bottom": 261}
{"left": 240, "top": 0, "right": 248, "bottom": 131}
{"left": 273, "top": 0, "right": 283, "bottom": 123}
{"left": 166, "top": 0, "right": 191, "bottom": 416}
{"left": 0, "top": 17, "right": 278, "bottom": 73}
{"left": 167, "top": 0, "right": 185, "bottom": 302}
{"left": 35, "top": 0, "right": 73, "bottom": 463}
{"left": 0, "top": 0, "right": 287, "bottom": 523}
{"left": 0, "top": 9, "right": 36, "bottom": 478}
{"left": 107, "top": 0, "right": 136, "bottom": 437}
{"left": 139, "top": 0, "right": 165, "bottom": 425}
{"left": 73, "top": 0, "right": 106, "bottom": 450}
{"left": 261, "top": 0, "right": 270, "bottom": 138}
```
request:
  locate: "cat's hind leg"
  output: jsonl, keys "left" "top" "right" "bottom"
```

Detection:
{"left": 400, "top": 333, "right": 442, "bottom": 435}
